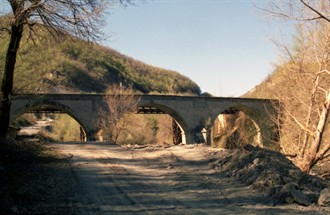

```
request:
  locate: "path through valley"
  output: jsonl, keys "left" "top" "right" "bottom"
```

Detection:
{"left": 51, "top": 142, "right": 328, "bottom": 215}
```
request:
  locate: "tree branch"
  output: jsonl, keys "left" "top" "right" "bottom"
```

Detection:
{"left": 300, "top": 0, "right": 330, "bottom": 23}
{"left": 317, "top": 69, "right": 330, "bottom": 75}
{"left": 283, "top": 104, "right": 315, "bottom": 137}
{"left": 315, "top": 146, "right": 330, "bottom": 164}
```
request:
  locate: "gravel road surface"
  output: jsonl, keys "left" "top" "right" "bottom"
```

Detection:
{"left": 51, "top": 142, "right": 328, "bottom": 215}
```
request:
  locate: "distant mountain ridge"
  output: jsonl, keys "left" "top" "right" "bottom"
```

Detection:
{"left": 0, "top": 32, "right": 201, "bottom": 95}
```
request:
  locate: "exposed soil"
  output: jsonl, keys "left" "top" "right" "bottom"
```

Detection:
{"left": 1, "top": 141, "right": 330, "bottom": 214}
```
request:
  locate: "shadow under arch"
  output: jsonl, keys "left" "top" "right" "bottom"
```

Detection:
{"left": 138, "top": 103, "right": 188, "bottom": 144}
{"left": 210, "top": 104, "right": 264, "bottom": 148}
{"left": 11, "top": 101, "right": 88, "bottom": 141}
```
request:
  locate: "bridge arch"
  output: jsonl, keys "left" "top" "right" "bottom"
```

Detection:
{"left": 209, "top": 104, "right": 273, "bottom": 148}
{"left": 138, "top": 103, "right": 188, "bottom": 144}
{"left": 11, "top": 101, "right": 88, "bottom": 141}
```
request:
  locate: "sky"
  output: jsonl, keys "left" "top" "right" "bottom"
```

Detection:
{"left": 103, "top": 0, "right": 293, "bottom": 96}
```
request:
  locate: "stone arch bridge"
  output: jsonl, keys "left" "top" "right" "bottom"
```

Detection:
{"left": 11, "top": 94, "right": 279, "bottom": 149}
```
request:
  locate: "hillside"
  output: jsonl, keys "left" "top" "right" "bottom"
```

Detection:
{"left": 0, "top": 32, "right": 201, "bottom": 95}
{"left": 243, "top": 30, "right": 330, "bottom": 174}
{"left": 243, "top": 66, "right": 285, "bottom": 99}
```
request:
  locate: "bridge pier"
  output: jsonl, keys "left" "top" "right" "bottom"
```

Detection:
{"left": 184, "top": 129, "right": 211, "bottom": 145}
{"left": 184, "top": 131, "right": 194, "bottom": 144}
{"left": 86, "top": 131, "right": 97, "bottom": 141}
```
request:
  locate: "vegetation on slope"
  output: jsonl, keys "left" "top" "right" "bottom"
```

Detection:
{"left": 211, "top": 112, "right": 260, "bottom": 149}
{"left": 0, "top": 30, "right": 201, "bottom": 95}
{"left": 244, "top": 20, "right": 330, "bottom": 174}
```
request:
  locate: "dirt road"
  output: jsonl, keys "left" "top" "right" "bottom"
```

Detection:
{"left": 51, "top": 142, "right": 328, "bottom": 215}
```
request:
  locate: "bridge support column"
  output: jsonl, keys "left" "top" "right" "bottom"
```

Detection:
{"left": 185, "top": 131, "right": 194, "bottom": 144}
{"left": 184, "top": 129, "right": 210, "bottom": 144}
{"left": 181, "top": 131, "right": 186, "bottom": 144}
{"left": 86, "top": 130, "right": 98, "bottom": 141}
{"left": 201, "top": 128, "right": 212, "bottom": 145}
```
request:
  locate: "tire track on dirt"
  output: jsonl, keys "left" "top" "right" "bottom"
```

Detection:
{"left": 52, "top": 142, "right": 329, "bottom": 215}
{"left": 56, "top": 143, "right": 207, "bottom": 215}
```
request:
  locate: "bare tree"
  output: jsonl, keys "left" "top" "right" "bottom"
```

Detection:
{"left": 98, "top": 85, "right": 140, "bottom": 142}
{"left": 257, "top": 0, "right": 330, "bottom": 173}
{"left": 0, "top": 0, "right": 132, "bottom": 138}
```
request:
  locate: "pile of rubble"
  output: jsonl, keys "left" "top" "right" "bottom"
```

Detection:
{"left": 211, "top": 144, "right": 330, "bottom": 206}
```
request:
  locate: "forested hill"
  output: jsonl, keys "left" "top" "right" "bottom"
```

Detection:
{"left": 242, "top": 67, "right": 283, "bottom": 99}
{"left": 0, "top": 33, "right": 201, "bottom": 95}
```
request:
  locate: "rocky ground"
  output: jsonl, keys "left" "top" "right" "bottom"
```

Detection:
{"left": 1, "top": 139, "right": 329, "bottom": 214}
{"left": 209, "top": 144, "right": 329, "bottom": 206}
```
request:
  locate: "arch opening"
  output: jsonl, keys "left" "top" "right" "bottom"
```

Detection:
{"left": 11, "top": 103, "right": 87, "bottom": 142}
{"left": 209, "top": 106, "right": 262, "bottom": 148}
{"left": 138, "top": 104, "right": 187, "bottom": 144}
{"left": 98, "top": 104, "right": 187, "bottom": 145}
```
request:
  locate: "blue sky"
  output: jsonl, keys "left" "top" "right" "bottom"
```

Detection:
{"left": 104, "top": 0, "right": 293, "bottom": 96}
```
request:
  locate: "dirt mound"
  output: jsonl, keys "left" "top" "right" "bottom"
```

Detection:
{"left": 211, "top": 144, "right": 329, "bottom": 206}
